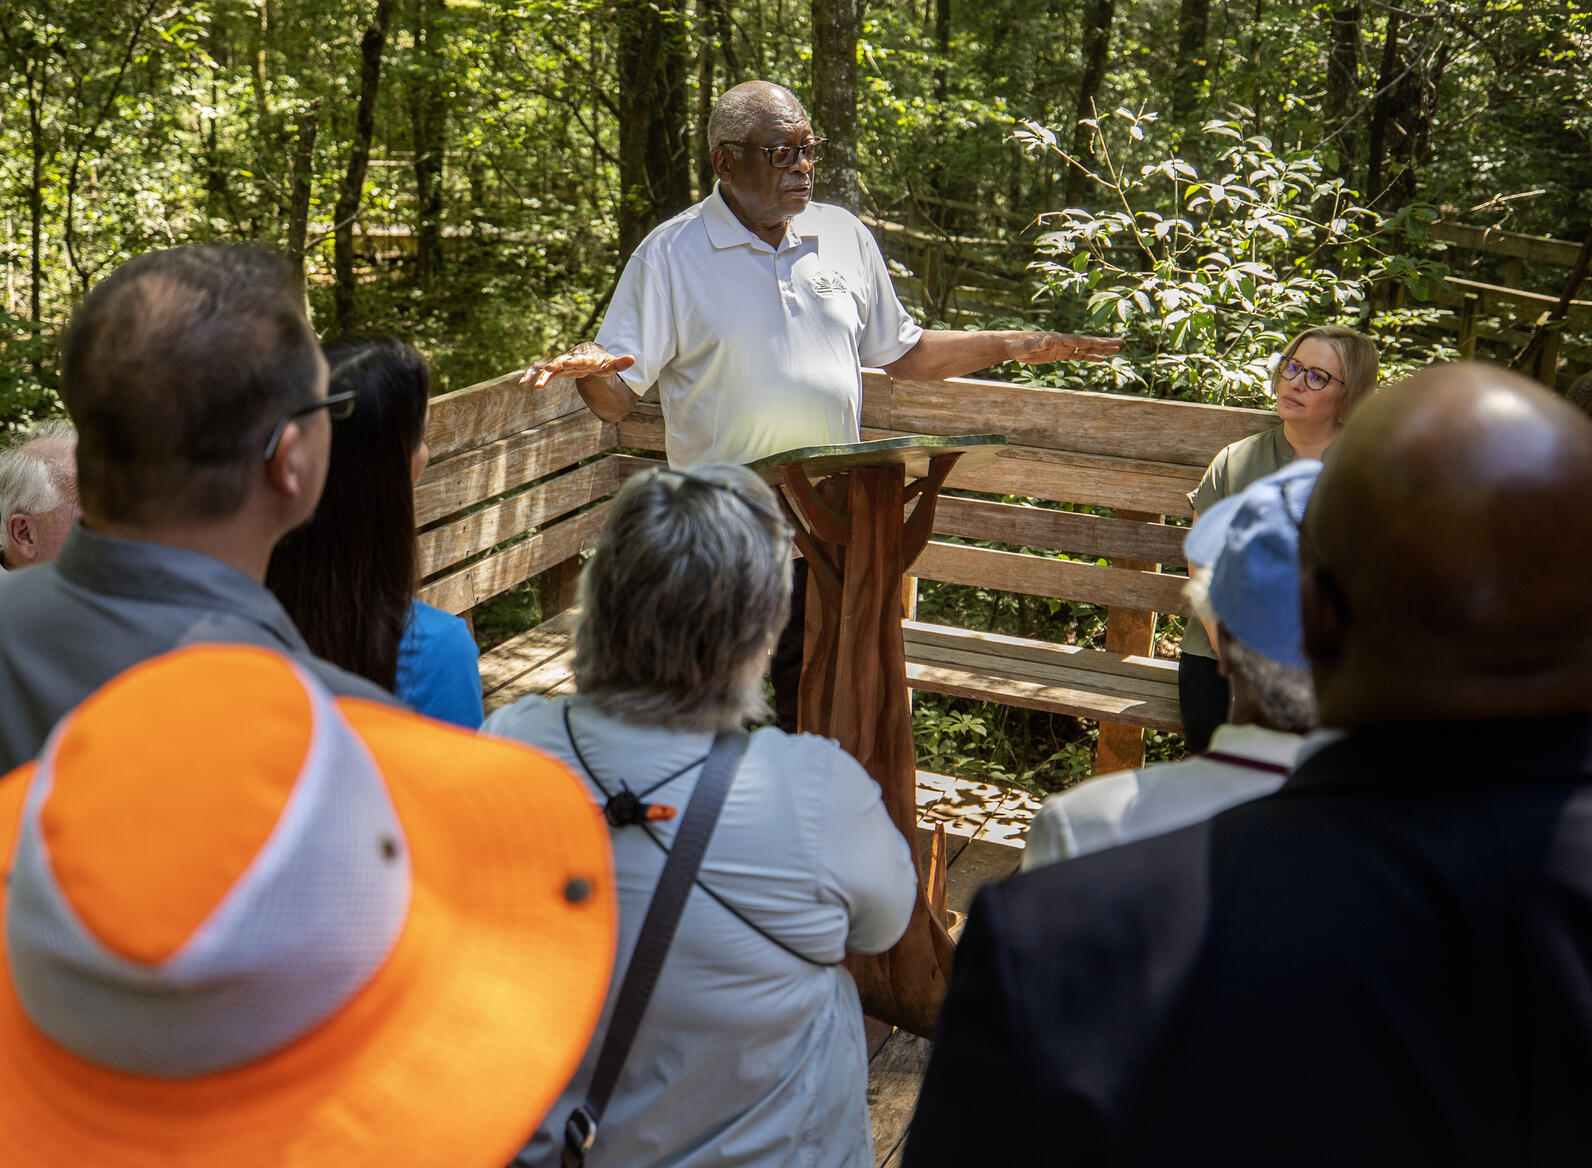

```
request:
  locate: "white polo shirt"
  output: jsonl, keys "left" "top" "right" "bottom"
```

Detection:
{"left": 595, "top": 184, "right": 923, "bottom": 468}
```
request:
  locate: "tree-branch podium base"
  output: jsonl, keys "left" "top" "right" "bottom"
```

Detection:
{"left": 752, "top": 434, "right": 1006, "bottom": 1037}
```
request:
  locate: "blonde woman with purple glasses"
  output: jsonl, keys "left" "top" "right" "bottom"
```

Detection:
{"left": 1179, "top": 325, "right": 1378, "bottom": 752}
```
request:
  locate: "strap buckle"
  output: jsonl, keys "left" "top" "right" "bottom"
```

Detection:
{"left": 562, "top": 1105, "right": 598, "bottom": 1166}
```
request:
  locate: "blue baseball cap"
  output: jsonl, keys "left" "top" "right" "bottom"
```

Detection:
{"left": 1183, "top": 460, "right": 1323, "bottom": 669}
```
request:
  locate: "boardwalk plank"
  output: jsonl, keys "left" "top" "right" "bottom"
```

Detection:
{"left": 868, "top": 1029, "right": 934, "bottom": 1167}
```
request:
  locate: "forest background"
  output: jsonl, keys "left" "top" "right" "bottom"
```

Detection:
{"left": 3, "top": 0, "right": 1588, "bottom": 785}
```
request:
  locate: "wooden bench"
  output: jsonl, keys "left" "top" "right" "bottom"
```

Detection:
{"left": 414, "top": 368, "right": 1274, "bottom": 770}
{"left": 859, "top": 371, "right": 1273, "bottom": 769}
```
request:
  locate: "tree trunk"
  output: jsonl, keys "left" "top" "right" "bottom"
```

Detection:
{"left": 1390, "top": 37, "right": 1448, "bottom": 211}
{"left": 922, "top": 0, "right": 954, "bottom": 320}
{"left": 811, "top": 0, "right": 859, "bottom": 209}
{"left": 203, "top": 17, "right": 229, "bottom": 220}
{"left": 1171, "top": 0, "right": 1209, "bottom": 130}
{"left": 25, "top": 73, "right": 43, "bottom": 324}
{"left": 1365, "top": 6, "right": 1401, "bottom": 206}
{"left": 286, "top": 103, "right": 320, "bottom": 307}
{"left": 1369, "top": 14, "right": 1447, "bottom": 215}
{"left": 333, "top": 0, "right": 397, "bottom": 333}
{"left": 933, "top": 0, "right": 951, "bottom": 106}
{"left": 410, "top": 0, "right": 447, "bottom": 292}
{"left": 694, "top": 0, "right": 717, "bottom": 198}
{"left": 1065, "top": 0, "right": 1114, "bottom": 208}
{"left": 616, "top": 0, "right": 692, "bottom": 262}
{"left": 1323, "top": 1, "right": 1361, "bottom": 188}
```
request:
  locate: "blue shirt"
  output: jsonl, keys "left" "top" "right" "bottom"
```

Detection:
{"left": 395, "top": 599, "right": 484, "bottom": 729}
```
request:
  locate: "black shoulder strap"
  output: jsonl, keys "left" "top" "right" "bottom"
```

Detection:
{"left": 562, "top": 727, "right": 749, "bottom": 1168}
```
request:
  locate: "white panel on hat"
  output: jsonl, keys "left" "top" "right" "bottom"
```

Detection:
{"left": 6, "top": 661, "right": 412, "bottom": 1078}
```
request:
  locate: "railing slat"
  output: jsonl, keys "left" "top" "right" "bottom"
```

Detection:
{"left": 417, "top": 502, "right": 613, "bottom": 616}
{"left": 930, "top": 496, "right": 1187, "bottom": 564}
{"left": 913, "top": 541, "right": 1189, "bottom": 614}
{"left": 426, "top": 373, "right": 587, "bottom": 461}
{"left": 418, "top": 453, "right": 657, "bottom": 577}
{"left": 869, "top": 375, "right": 1273, "bottom": 466}
{"left": 415, "top": 411, "right": 616, "bottom": 527}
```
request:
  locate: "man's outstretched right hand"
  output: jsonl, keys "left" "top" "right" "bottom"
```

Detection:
{"left": 520, "top": 341, "right": 636, "bottom": 389}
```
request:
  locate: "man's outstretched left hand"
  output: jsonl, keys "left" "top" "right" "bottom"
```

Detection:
{"left": 1011, "top": 332, "right": 1123, "bottom": 364}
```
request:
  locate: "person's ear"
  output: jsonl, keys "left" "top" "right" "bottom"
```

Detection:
{"left": 1213, "top": 623, "right": 1233, "bottom": 680}
{"left": 710, "top": 146, "right": 733, "bottom": 183}
{"left": 263, "top": 422, "right": 313, "bottom": 502}
{"left": 7, "top": 512, "right": 40, "bottom": 563}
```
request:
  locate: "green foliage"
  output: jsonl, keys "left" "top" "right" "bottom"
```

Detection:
{"left": 1018, "top": 107, "right": 1455, "bottom": 405}
{"left": 0, "top": 313, "right": 58, "bottom": 431}
{"left": 0, "top": 0, "right": 1581, "bottom": 798}
{"left": 913, "top": 698, "right": 1098, "bottom": 794}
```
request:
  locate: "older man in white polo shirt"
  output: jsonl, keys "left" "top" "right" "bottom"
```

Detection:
{"left": 524, "top": 80, "right": 1119, "bottom": 465}
{"left": 526, "top": 80, "right": 1120, "bottom": 727}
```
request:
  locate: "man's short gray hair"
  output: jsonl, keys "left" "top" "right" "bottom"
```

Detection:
{"left": 1184, "top": 573, "right": 1317, "bottom": 733}
{"left": 0, "top": 420, "right": 77, "bottom": 561}
{"left": 707, "top": 81, "right": 806, "bottom": 151}
{"left": 574, "top": 463, "right": 794, "bottom": 733}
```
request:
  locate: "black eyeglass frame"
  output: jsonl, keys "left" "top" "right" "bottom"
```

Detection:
{"left": 1277, "top": 358, "right": 1344, "bottom": 392}
{"left": 262, "top": 390, "right": 357, "bottom": 461}
{"left": 717, "top": 138, "right": 828, "bottom": 169}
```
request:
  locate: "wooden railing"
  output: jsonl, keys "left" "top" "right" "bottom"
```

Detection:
{"left": 413, "top": 367, "right": 1274, "bottom": 775}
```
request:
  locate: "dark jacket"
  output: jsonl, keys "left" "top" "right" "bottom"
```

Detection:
{"left": 905, "top": 718, "right": 1592, "bottom": 1167}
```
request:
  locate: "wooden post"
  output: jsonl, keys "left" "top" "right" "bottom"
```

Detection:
{"left": 1457, "top": 291, "right": 1480, "bottom": 360}
{"left": 1095, "top": 509, "right": 1162, "bottom": 775}
{"left": 1534, "top": 328, "right": 1562, "bottom": 388}
{"left": 536, "top": 555, "right": 582, "bottom": 620}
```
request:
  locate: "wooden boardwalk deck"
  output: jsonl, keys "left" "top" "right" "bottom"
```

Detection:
{"left": 478, "top": 613, "right": 1040, "bottom": 1165}
{"left": 867, "top": 778, "right": 1038, "bottom": 1165}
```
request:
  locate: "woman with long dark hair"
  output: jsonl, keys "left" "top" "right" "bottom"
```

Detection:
{"left": 267, "top": 335, "right": 483, "bottom": 727}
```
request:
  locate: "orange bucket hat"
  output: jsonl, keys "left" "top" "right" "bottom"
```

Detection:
{"left": 0, "top": 644, "right": 616, "bottom": 1167}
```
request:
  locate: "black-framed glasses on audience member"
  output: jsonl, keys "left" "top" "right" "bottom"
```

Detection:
{"left": 262, "top": 390, "right": 357, "bottom": 461}
{"left": 1278, "top": 359, "right": 1343, "bottom": 392}
{"left": 719, "top": 138, "right": 827, "bottom": 168}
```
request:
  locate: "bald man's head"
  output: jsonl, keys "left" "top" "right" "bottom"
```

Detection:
{"left": 1300, "top": 362, "right": 1592, "bottom": 726}
{"left": 707, "top": 81, "right": 807, "bottom": 151}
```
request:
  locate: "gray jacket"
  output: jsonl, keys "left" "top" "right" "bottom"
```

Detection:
{"left": 0, "top": 524, "right": 396, "bottom": 774}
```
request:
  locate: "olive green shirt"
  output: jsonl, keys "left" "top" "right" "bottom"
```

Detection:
{"left": 1181, "top": 425, "right": 1295, "bottom": 660}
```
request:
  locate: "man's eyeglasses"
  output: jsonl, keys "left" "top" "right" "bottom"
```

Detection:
{"left": 262, "top": 390, "right": 357, "bottom": 460}
{"left": 1277, "top": 359, "right": 1343, "bottom": 392}
{"left": 719, "top": 138, "right": 827, "bottom": 168}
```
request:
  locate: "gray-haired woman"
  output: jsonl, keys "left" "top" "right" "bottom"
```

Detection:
{"left": 486, "top": 463, "right": 916, "bottom": 1168}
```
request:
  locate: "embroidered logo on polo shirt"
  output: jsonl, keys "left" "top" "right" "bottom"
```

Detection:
{"left": 811, "top": 270, "right": 850, "bottom": 295}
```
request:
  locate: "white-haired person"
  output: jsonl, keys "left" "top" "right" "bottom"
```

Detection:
{"left": 0, "top": 419, "right": 79, "bottom": 571}
{"left": 1025, "top": 460, "right": 1323, "bottom": 867}
{"left": 1179, "top": 325, "right": 1377, "bottom": 752}
{"left": 485, "top": 463, "right": 917, "bottom": 1168}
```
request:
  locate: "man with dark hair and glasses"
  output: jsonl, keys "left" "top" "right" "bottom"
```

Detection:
{"left": 0, "top": 244, "right": 393, "bottom": 772}
{"left": 524, "top": 79, "right": 1119, "bottom": 729}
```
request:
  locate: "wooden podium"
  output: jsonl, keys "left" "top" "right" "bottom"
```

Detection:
{"left": 750, "top": 434, "right": 1007, "bottom": 1037}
